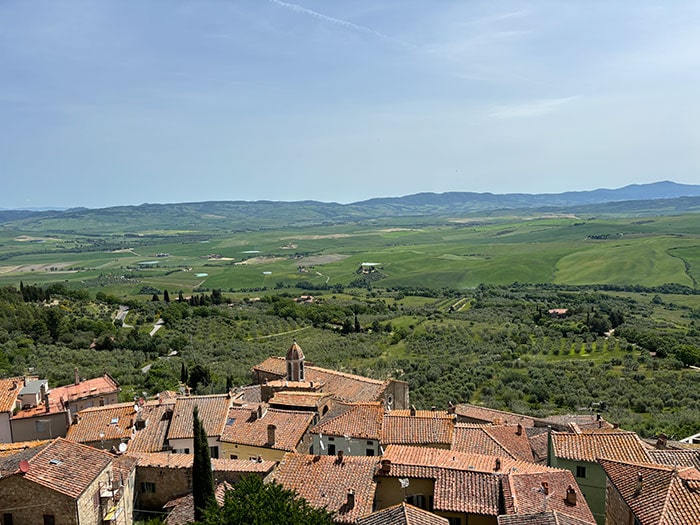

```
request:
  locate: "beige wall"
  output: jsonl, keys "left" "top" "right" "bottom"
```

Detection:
{"left": 221, "top": 441, "right": 287, "bottom": 462}
{"left": 136, "top": 465, "right": 193, "bottom": 511}
{"left": 10, "top": 411, "right": 69, "bottom": 442}
{"left": 0, "top": 412, "right": 11, "bottom": 443}
{"left": 375, "top": 476, "right": 435, "bottom": 510}
{"left": 67, "top": 393, "right": 119, "bottom": 413}
{"left": 169, "top": 436, "right": 220, "bottom": 457}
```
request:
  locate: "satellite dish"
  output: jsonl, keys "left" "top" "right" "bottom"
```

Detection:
{"left": 19, "top": 460, "right": 30, "bottom": 473}
{"left": 118, "top": 443, "right": 127, "bottom": 453}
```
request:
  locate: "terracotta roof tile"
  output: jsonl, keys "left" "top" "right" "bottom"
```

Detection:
{"left": 164, "top": 482, "right": 232, "bottom": 525}
{"left": 23, "top": 437, "right": 112, "bottom": 499}
{"left": 647, "top": 449, "right": 700, "bottom": 469}
{"left": 311, "top": 403, "right": 384, "bottom": 440}
{"left": 0, "top": 442, "right": 49, "bottom": 476}
{"left": 51, "top": 373, "right": 120, "bottom": 403}
{"left": 600, "top": 458, "right": 700, "bottom": 525}
{"left": 269, "top": 391, "right": 332, "bottom": 408}
{"left": 255, "top": 357, "right": 391, "bottom": 403}
{"left": 219, "top": 406, "right": 313, "bottom": 451}
{"left": 382, "top": 411, "right": 454, "bottom": 446}
{"left": 0, "top": 440, "right": 49, "bottom": 458}
{"left": 356, "top": 502, "right": 449, "bottom": 525}
{"left": 66, "top": 403, "right": 137, "bottom": 443}
{"left": 551, "top": 431, "right": 650, "bottom": 463}
{"left": 0, "top": 376, "right": 25, "bottom": 412}
{"left": 502, "top": 470, "right": 595, "bottom": 523}
{"left": 166, "top": 395, "right": 232, "bottom": 440}
{"left": 272, "top": 453, "right": 378, "bottom": 524}
{"left": 452, "top": 424, "right": 534, "bottom": 462}
{"left": 453, "top": 404, "right": 536, "bottom": 427}
{"left": 498, "top": 511, "right": 596, "bottom": 525}
{"left": 128, "top": 404, "right": 173, "bottom": 453}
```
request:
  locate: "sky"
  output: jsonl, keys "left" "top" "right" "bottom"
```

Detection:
{"left": 1, "top": 0, "right": 699, "bottom": 209}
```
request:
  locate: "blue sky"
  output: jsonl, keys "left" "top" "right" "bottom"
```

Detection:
{"left": 1, "top": 0, "right": 699, "bottom": 208}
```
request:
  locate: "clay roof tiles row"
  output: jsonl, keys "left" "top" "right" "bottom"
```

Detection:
{"left": 452, "top": 424, "right": 535, "bottom": 463}
{"left": 311, "top": 402, "right": 385, "bottom": 440}
{"left": 66, "top": 403, "right": 137, "bottom": 443}
{"left": 166, "top": 394, "right": 232, "bottom": 440}
{"left": 219, "top": 406, "right": 313, "bottom": 451}
{"left": 356, "top": 503, "right": 449, "bottom": 525}
{"left": 551, "top": 431, "right": 650, "bottom": 463}
{"left": 600, "top": 458, "right": 700, "bottom": 525}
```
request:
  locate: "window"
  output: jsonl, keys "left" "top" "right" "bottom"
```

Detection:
{"left": 230, "top": 454, "right": 238, "bottom": 459}
{"left": 406, "top": 494, "right": 426, "bottom": 509}
{"left": 328, "top": 444, "right": 336, "bottom": 455}
{"left": 43, "top": 516, "right": 55, "bottom": 525}
{"left": 140, "top": 481, "right": 156, "bottom": 493}
{"left": 210, "top": 446, "right": 219, "bottom": 459}
{"left": 366, "top": 448, "right": 375, "bottom": 456}
{"left": 3, "top": 514, "right": 14, "bottom": 525}
{"left": 447, "top": 518, "right": 461, "bottom": 525}
{"left": 576, "top": 465, "right": 587, "bottom": 478}
{"left": 35, "top": 420, "right": 47, "bottom": 433}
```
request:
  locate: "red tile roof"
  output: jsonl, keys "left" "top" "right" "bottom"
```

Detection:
{"left": 163, "top": 482, "right": 232, "bottom": 525}
{"left": 452, "top": 424, "right": 534, "bottom": 462}
{"left": 51, "top": 373, "right": 120, "bottom": 403}
{"left": 498, "top": 511, "right": 596, "bottom": 525}
{"left": 66, "top": 403, "right": 137, "bottom": 443}
{"left": 356, "top": 502, "right": 449, "bottom": 525}
{"left": 600, "top": 458, "right": 700, "bottom": 525}
{"left": 272, "top": 453, "right": 378, "bottom": 524}
{"left": 381, "top": 411, "right": 454, "bottom": 446}
{"left": 219, "top": 406, "right": 313, "bottom": 451}
{"left": 269, "top": 391, "right": 332, "bottom": 409}
{"left": 311, "top": 403, "right": 384, "bottom": 440}
{"left": 255, "top": 357, "right": 391, "bottom": 403}
{"left": 551, "top": 431, "right": 650, "bottom": 463}
{"left": 167, "top": 395, "right": 232, "bottom": 440}
{"left": 22, "top": 437, "right": 112, "bottom": 499}
{"left": 453, "top": 404, "right": 536, "bottom": 427}
{"left": 647, "top": 449, "right": 700, "bottom": 469}
{"left": 502, "top": 470, "right": 595, "bottom": 523}
{"left": 128, "top": 404, "right": 173, "bottom": 453}
{"left": 0, "top": 376, "right": 25, "bottom": 413}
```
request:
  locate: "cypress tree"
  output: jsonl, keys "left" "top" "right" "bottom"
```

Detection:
{"left": 193, "top": 406, "right": 215, "bottom": 520}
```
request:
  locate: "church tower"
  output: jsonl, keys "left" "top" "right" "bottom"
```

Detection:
{"left": 286, "top": 340, "right": 305, "bottom": 382}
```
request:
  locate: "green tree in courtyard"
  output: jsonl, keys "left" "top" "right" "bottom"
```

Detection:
{"left": 197, "top": 475, "right": 334, "bottom": 525}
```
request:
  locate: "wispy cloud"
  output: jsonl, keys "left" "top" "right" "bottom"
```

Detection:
{"left": 489, "top": 96, "right": 581, "bottom": 119}
{"left": 268, "top": 0, "right": 408, "bottom": 45}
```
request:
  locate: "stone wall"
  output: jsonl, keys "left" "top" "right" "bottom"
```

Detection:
{"left": 0, "top": 475, "right": 78, "bottom": 524}
{"left": 605, "top": 479, "right": 634, "bottom": 525}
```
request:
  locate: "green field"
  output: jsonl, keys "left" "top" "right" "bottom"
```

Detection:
{"left": 1, "top": 213, "right": 700, "bottom": 300}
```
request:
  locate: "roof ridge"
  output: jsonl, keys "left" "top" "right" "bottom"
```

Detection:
{"left": 658, "top": 468, "right": 678, "bottom": 525}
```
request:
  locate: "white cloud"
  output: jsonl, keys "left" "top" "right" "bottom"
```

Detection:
{"left": 489, "top": 96, "right": 581, "bottom": 119}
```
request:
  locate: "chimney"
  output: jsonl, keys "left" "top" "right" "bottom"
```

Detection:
{"left": 495, "top": 458, "right": 501, "bottom": 472}
{"left": 74, "top": 367, "right": 80, "bottom": 385}
{"left": 565, "top": 485, "right": 577, "bottom": 506}
{"left": 267, "top": 424, "right": 276, "bottom": 447}
{"left": 346, "top": 489, "right": 355, "bottom": 509}
{"left": 635, "top": 472, "right": 643, "bottom": 495}
{"left": 257, "top": 405, "right": 265, "bottom": 419}
{"left": 336, "top": 449, "right": 344, "bottom": 464}
{"left": 656, "top": 433, "right": 668, "bottom": 450}
{"left": 250, "top": 409, "right": 258, "bottom": 421}
{"left": 541, "top": 481, "right": 549, "bottom": 495}
{"left": 44, "top": 393, "right": 50, "bottom": 412}
{"left": 431, "top": 406, "right": 436, "bottom": 412}
{"left": 409, "top": 405, "right": 416, "bottom": 416}
{"left": 380, "top": 459, "right": 391, "bottom": 474}
{"left": 516, "top": 423, "right": 523, "bottom": 436}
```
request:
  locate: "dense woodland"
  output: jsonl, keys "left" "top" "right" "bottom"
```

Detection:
{"left": 1, "top": 282, "right": 699, "bottom": 439}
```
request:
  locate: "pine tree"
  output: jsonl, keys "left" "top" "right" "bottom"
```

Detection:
{"left": 164, "top": 289, "right": 170, "bottom": 303}
{"left": 193, "top": 406, "right": 215, "bottom": 521}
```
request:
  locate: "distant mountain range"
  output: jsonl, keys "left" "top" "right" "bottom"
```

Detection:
{"left": 2, "top": 181, "right": 700, "bottom": 232}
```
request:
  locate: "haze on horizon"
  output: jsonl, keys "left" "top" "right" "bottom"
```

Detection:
{"left": 1, "top": 1, "right": 699, "bottom": 210}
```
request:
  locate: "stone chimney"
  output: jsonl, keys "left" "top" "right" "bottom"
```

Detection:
{"left": 656, "top": 433, "right": 668, "bottom": 450}
{"left": 565, "top": 485, "right": 577, "bottom": 506}
{"left": 494, "top": 458, "right": 501, "bottom": 472}
{"left": 409, "top": 405, "right": 416, "bottom": 416}
{"left": 380, "top": 459, "right": 391, "bottom": 474}
{"left": 516, "top": 423, "right": 523, "bottom": 436}
{"left": 336, "top": 449, "right": 344, "bottom": 464}
{"left": 635, "top": 472, "right": 643, "bottom": 496}
{"left": 74, "top": 367, "right": 80, "bottom": 385}
{"left": 267, "top": 424, "right": 276, "bottom": 447}
{"left": 44, "top": 392, "right": 50, "bottom": 412}
{"left": 250, "top": 408, "right": 258, "bottom": 421}
{"left": 541, "top": 481, "right": 549, "bottom": 495}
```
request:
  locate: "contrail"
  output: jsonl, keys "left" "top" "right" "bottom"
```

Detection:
{"left": 268, "top": 0, "right": 405, "bottom": 45}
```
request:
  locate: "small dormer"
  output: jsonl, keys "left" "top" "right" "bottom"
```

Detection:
{"left": 286, "top": 341, "right": 305, "bottom": 382}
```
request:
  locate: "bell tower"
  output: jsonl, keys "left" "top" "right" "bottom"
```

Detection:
{"left": 286, "top": 340, "right": 305, "bottom": 382}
